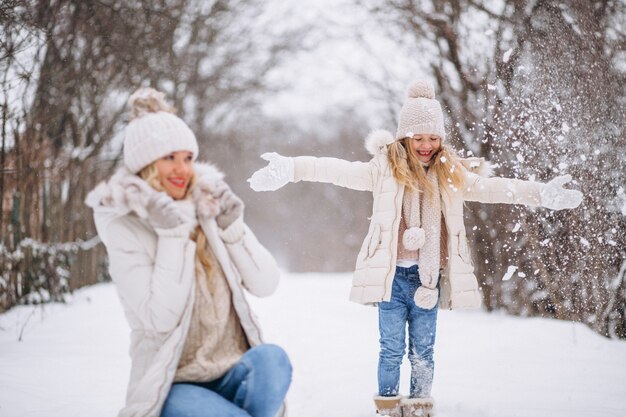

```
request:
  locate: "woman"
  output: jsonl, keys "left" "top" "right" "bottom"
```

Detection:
{"left": 86, "top": 87, "right": 291, "bottom": 417}
{"left": 248, "top": 80, "right": 582, "bottom": 417}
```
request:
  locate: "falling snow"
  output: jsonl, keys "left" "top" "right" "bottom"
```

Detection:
{"left": 503, "top": 48, "right": 513, "bottom": 63}
{"left": 502, "top": 265, "right": 518, "bottom": 281}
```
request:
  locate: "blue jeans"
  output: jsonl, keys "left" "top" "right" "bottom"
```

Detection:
{"left": 378, "top": 265, "right": 439, "bottom": 398}
{"left": 161, "top": 344, "right": 292, "bottom": 417}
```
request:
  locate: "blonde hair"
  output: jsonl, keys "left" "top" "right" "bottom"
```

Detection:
{"left": 139, "top": 163, "right": 213, "bottom": 274}
{"left": 387, "top": 138, "right": 466, "bottom": 196}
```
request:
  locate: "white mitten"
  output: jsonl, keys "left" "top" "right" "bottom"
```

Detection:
{"left": 247, "top": 152, "right": 294, "bottom": 191}
{"left": 540, "top": 175, "right": 583, "bottom": 210}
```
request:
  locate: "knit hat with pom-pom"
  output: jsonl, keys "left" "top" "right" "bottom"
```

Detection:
{"left": 395, "top": 80, "right": 445, "bottom": 140}
{"left": 123, "top": 87, "right": 199, "bottom": 173}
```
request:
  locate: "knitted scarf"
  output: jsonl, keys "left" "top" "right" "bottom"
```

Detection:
{"left": 402, "top": 168, "right": 441, "bottom": 309}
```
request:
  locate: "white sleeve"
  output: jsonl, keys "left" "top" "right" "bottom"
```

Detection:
{"left": 293, "top": 156, "right": 376, "bottom": 192}
{"left": 462, "top": 172, "right": 543, "bottom": 206}
{"left": 103, "top": 218, "right": 196, "bottom": 333}
{"left": 218, "top": 217, "right": 280, "bottom": 297}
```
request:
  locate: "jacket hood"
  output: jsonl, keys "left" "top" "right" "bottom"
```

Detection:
{"left": 365, "top": 129, "right": 395, "bottom": 156}
{"left": 85, "top": 161, "right": 225, "bottom": 219}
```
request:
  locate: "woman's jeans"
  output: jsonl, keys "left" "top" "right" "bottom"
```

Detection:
{"left": 378, "top": 265, "right": 439, "bottom": 398}
{"left": 161, "top": 344, "right": 292, "bottom": 417}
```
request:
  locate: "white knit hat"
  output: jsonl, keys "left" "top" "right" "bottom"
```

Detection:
{"left": 395, "top": 80, "right": 445, "bottom": 140}
{"left": 123, "top": 88, "right": 199, "bottom": 173}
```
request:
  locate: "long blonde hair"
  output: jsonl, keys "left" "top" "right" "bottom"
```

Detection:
{"left": 387, "top": 138, "right": 466, "bottom": 196}
{"left": 139, "top": 163, "right": 213, "bottom": 274}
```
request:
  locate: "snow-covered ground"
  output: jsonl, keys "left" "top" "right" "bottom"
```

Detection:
{"left": 1, "top": 273, "right": 625, "bottom": 417}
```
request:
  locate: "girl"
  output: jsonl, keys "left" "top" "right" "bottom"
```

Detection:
{"left": 247, "top": 80, "right": 582, "bottom": 417}
{"left": 86, "top": 87, "right": 291, "bottom": 417}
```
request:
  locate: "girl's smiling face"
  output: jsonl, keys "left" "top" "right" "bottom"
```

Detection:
{"left": 409, "top": 134, "right": 441, "bottom": 164}
{"left": 154, "top": 151, "right": 194, "bottom": 200}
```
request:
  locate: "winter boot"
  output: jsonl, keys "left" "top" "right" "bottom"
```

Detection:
{"left": 400, "top": 397, "right": 435, "bottom": 417}
{"left": 373, "top": 394, "right": 402, "bottom": 417}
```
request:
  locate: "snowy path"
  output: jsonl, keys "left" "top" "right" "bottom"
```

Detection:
{"left": 1, "top": 273, "right": 625, "bottom": 417}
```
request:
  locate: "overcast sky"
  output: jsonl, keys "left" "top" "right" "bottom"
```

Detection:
{"left": 260, "top": 0, "right": 430, "bottom": 130}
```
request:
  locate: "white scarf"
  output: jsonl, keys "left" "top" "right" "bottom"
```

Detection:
{"left": 402, "top": 168, "right": 441, "bottom": 309}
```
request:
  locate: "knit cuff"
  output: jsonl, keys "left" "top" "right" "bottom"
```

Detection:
{"left": 292, "top": 157, "right": 306, "bottom": 182}
{"left": 154, "top": 222, "right": 194, "bottom": 238}
{"left": 218, "top": 216, "right": 245, "bottom": 244}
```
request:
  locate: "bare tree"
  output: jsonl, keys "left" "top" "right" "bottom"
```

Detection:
{"left": 0, "top": 0, "right": 306, "bottom": 312}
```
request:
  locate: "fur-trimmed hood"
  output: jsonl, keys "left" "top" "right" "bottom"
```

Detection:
{"left": 365, "top": 129, "right": 396, "bottom": 156}
{"left": 85, "top": 161, "right": 226, "bottom": 220}
{"left": 364, "top": 129, "right": 493, "bottom": 178}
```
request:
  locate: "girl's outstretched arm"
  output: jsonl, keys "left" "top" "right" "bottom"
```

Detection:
{"left": 249, "top": 152, "right": 376, "bottom": 192}
{"left": 463, "top": 171, "right": 583, "bottom": 210}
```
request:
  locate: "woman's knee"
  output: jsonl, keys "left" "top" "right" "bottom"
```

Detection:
{"left": 249, "top": 344, "right": 291, "bottom": 371}
{"left": 246, "top": 344, "right": 292, "bottom": 391}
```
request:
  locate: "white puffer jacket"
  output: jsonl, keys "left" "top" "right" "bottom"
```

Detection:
{"left": 292, "top": 131, "right": 544, "bottom": 309}
{"left": 86, "top": 162, "right": 280, "bottom": 417}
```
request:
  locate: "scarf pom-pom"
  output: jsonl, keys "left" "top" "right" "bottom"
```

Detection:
{"left": 193, "top": 192, "right": 220, "bottom": 218}
{"left": 403, "top": 227, "right": 426, "bottom": 251}
{"left": 192, "top": 177, "right": 221, "bottom": 218}
{"left": 414, "top": 286, "right": 439, "bottom": 309}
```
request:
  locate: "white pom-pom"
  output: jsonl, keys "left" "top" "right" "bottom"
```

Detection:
{"left": 403, "top": 227, "right": 426, "bottom": 251}
{"left": 414, "top": 286, "right": 439, "bottom": 309}
{"left": 407, "top": 80, "right": 435, "bottom": 99}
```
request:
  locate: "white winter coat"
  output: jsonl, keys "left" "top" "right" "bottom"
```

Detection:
{"left": 292, "top": 131, "right": 544, "bottom": 309}
{"left": 86, "top": 162, "right": 280, "bottom": 417}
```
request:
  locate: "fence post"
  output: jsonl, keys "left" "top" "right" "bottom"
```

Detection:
{"left": 12, "top": 191, "right": 20, "bottom": 248}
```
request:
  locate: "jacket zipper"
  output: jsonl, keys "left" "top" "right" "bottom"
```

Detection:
{"left": 382, "top": 175, "right": 403, "bottom": 301}
{"left": 147, "top": 245, "right": 195, "bottom": 416}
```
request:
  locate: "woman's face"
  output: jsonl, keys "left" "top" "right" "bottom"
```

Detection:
{"left": 154, "top": 151, "right": 194, "bottom": 200}
{"left": 409, "top": 134, "right": 441, "bottom": 164}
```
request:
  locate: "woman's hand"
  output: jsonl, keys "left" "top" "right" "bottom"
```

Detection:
{"left": 540, "top": 175, "right": 583, "bottom": 210}
{"left": 146, "top": 193, "right": 196, "bottom": 230}
{"left": 212, "top": 182, "right": 244, "bottom": 229}
{"left": 247, "top": 152, "right": 294, "bottom": 191}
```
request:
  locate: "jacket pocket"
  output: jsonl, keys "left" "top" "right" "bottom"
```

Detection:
{"left": 366, "top": 223, "right": 382, "bottom": 259}
{"left": 457, "top": 231, "right": 472, "bottom": 265}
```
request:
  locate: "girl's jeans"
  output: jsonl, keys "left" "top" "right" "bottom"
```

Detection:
{"left": 378, "top": 265, "right": 439, "bottom": 398}
{"left": 161, "top": 344, "right": 292, "bottom": 417}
